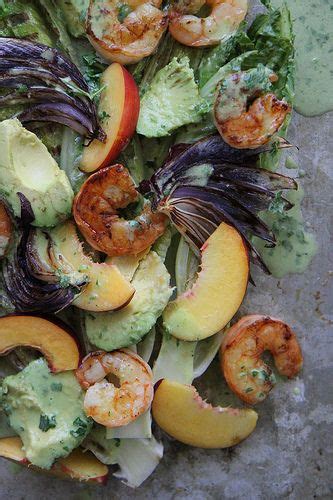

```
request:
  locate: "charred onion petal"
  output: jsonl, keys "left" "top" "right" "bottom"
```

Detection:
{"left": 0, "top": 87, "right": 91, "bottom": 114}
{"left": 1, "top": 66, "right": 72, "bottom": 89}
{"left": 0, "top": 37, "right": 104, "bottom": 141}
{"left": 26, "top": 229, "right": 58, "bottom": 283}
{"left": 149, "top": 135, "right": 291, "bottom": 195}
{"left": 17, "top": 192, "right": 35, "bottom": 225}
{"left": 4, "top": 229, "right": 84, "bottom": 314}
{"left": 18, "top": 103, "right": 96, "bottom": 138}
{"left": 141, "top": 135, "right": 297, "bottom": 273}
{"left": 3, "top": 246, "right": 75, "bottom": 314}
{"left": 2, "top": 195, "right": 86, "bottom": 313}
{"left": 0, "top": 37, "right": 88, "bottom": 90}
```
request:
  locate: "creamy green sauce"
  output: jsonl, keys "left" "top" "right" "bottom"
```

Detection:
{"left": 254, "top": 187, "right": 317, "bottom": 278}
{"left": 0, "top": 359, "right": 92, "bottom": 469}
{"left": 271, "top": 0, "right": 333, "bottom": 116}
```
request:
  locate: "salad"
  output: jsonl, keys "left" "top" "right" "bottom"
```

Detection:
{"left": 0, "top": 0, "right": 311, "bottom": 489}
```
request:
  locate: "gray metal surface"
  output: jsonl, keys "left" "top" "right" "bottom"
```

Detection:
{"left": 0, "top": 113, "right": 332, "bottom": 500}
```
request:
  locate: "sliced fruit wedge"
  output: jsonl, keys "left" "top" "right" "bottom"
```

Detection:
{"left": 48, "top": 221, "right": 135, "bottom": 312}
{"left": 0, "top": 437, "right": 108, "bottom": 484}
{"left": 0, "top": 315, "right": 79, "bottom": 372}
{"left": 163, "top": 222, "right": 249, "bottom": 340}
{"left": 80, "top": 63, "right": 140, "bottom": 173}
{"left": 152, "top": 379, "right": 258, "bottom": 448}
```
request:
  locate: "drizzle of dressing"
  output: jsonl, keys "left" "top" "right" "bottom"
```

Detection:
{"left": 254, "top": 187, "right": 317, "bottom": 278}
{"left": 271, "top": 0, "right": 333, "bottom": 116}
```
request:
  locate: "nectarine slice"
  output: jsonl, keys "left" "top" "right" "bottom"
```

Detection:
{"left": 163, "top": 223, "right": 249, "bottom": 341}
{"left": 80, "top": 63, "right": 140, "bottom": 173}
{"left": 0, "top": 437, "right": 108, "bottom": 484}
{"left": 49, "top": 221, "right": 135, "bottom": 312}
{"left": 152, "top": 379, "right": 258, "bottom": 448}
{"left": 0, "top": 316, "right": 79, "bottom": 372}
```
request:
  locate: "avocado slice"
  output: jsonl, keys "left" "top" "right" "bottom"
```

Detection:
{"left": 136, "top": 57, "right": 208, "bottom": 138}
{"left": 0, "top": 119, "right": 74, "bottom": 227}
{"left": 0, "top": 358, "right": 92, "bottom": 469}
{"left": 85, "top": 251, "right": 172, "bottom": 350}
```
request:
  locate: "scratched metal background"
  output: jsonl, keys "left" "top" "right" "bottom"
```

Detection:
{"left": 0, "top": 5, "right": 332, "bottom": 498}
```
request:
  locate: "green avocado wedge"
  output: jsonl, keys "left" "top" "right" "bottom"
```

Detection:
{"left": 85, "top": 251, "right": 172, "bottom": 351}
{"left": 0, "top": 119, "right": 74, "bottom": 227}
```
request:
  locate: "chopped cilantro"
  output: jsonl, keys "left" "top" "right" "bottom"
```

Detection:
{"left": 269, "top": 191, "right": 286, "bottom": 214}
{"left": 50, "top": 382, "right": 63, "bottom": 392}
{"left": 245, "top": 387, "right": 253, "bottom": 393}
{"left": 73, "top": 417, "right": 87, "bottom": 427}
{"left": 70, "top": 417, "right": 89, "bottom": 438}
{"left": 98, "top": 110, "right": 110, "bottom": 121}
{"left": 117, "top": 4, "right": 132, "bottom": 22}
{"left": 39, "top": 414, "right": 57, "bottom": 432}
{"left": 114, "top": 438, "right": 121, "bottom": 447}
{"left": 55, "top": 271, "right": 71, "bottom": 288}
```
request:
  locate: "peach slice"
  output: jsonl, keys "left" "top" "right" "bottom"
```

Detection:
{"left": 163, "top": 222, "right": 249, "bottom": 341}
{"left": 80, "top": 63, "right": 140, "bottom": 173}
{"left": 0, "top": 316, "right": 79, "bottom": 372}
{"left": 152, "top": 379, "right": 258, "bottom": 448}
{"left": 49, "top": 221, "right": 135, "bottom": 312}
{"left": 0, "top": 437, "right": 108, "bottom": 484}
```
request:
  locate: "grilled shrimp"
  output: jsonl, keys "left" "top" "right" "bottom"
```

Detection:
{"left": 86, "top": 0, "right": 168, "bottom": 64}
{"left": 169, "top": 0, "right": 247, "bottom": 47}
{"left": 73, "top": 164, "right": 167, "bottom": 257}
{"left": 76, "top": 349, "right": 154, "bottom": 427}
{"left": 0, "top": 201, "right": 12, "bottom": 259}
{"left": 214, "top": 65, "right": 291, "bottom": 148}
{"left": 221, "top": 315, "right": 303, "bottom": 404}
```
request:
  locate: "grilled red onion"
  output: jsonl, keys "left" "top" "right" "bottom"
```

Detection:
{"left": 3, "top": 195, "right": 86, "bottom": 313}
{"left": 140, "top": 135, "right": 296, "bottom": 272}
{"left": 0, "top": 37, "right": 105, "bottom": 142}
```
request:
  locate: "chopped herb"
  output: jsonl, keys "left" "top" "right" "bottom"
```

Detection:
{"left": 98, "top": 110, "right": 110, "bottom": 121}
{"left": 63, "top": 446, "right": 69, "bottom": 452}
{"left": 70, "top": 417, "right": 89, "bottom": 438}
{"left": 73, "top": 417, "right": 87, "bottom": 427}
{"left": 114, "top": 438, "right": 121, "bottom": 447}
{"left": 50, "top": 382, "right": 63, "bottom": 392}
{"left": 245, "top": 387, "right": 254, "bottom": 393}
{"left": 55, "top": 270, "right": 71, "bottom": 288}
{"left": 17, "top": 84, "right": 29, "bottom": 94}
{"left": 117, "top": 3, "right": 132, "bottom": 22}
{"left": 39, "top": 414, "right": 57, "bottom": 432}
{"left": 269, "top": 191, "right": 286, "bottom": 214}
{"left": 2, "top": 403, "right": 12, "bottom": 415}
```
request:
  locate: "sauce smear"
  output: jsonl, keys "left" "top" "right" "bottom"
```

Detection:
{"left": 271, "top": 0, "right": 333, "bottom": 116}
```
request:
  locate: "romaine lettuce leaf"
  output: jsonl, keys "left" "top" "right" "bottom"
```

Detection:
{"left": 113, "top": 435, "right": 163, "bottom": 488}
{"left": 84, "top": 425, "right": 163, "bottom": 488}
{"left": 106, "top": 411, "right": 152, "bottom": 440}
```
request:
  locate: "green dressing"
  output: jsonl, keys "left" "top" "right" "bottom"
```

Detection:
{"left": 271, "top": 0, "right": 333, "bottom": 116}
{"left": 0, "top": 358, "right": 92, "bottom": 469}
{"left": 253, "top": 187, "right": 317, "bottom": 278}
